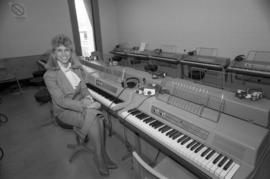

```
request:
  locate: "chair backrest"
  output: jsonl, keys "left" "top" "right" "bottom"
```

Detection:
{"left": 196, "top": 47, "right": 218, "bottom": 56}
{"left": 247, "top": 50, "right": 270, "bottom": 62}
{"left": 132, "top": 151, "right": 168, "bottom": 179}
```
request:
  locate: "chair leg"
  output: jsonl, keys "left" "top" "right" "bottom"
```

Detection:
{"left": 67, "top": 131, "right": 95, "bottom": 163}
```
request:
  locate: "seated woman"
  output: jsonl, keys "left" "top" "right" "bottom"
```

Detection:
{"left": 44, "top": 34, "right": 117, "bottom": 176}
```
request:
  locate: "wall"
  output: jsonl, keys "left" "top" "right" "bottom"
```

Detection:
{"left": 99, "top": 0, "right": 119, "bottom": 59}
{"left": 0, "top": 0, "right": 73, "bottom": 59}
{"left": 111, "top": 0, "right": 270, "bottom": 59}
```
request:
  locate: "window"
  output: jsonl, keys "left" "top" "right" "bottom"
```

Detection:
{"left": 68, "top": 0, "right": 103, "bottom": 57}
{"left": 74, "top": 0, "right": 95, "bottom": 57}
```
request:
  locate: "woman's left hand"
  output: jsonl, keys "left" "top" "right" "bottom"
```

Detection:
{"left": 87, "top": 101, "right": 101, "bottom": 109}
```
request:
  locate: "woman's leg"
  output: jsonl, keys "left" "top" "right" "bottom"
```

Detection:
{"left": 98, "top": 115, "right": 118, "bottom": 169}
{"left": 58, "top": 110, "right": 109, "bottom": 176}
{"left": 84, "top": 110, "right": 109, "bottom": 176}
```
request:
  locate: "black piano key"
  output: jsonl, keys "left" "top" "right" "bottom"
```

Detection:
{"left": 136, "top": 113, "right": 148, "bottom": 119}
{"left": 187, "top": 140, "right": 196, "bottom": 148}
{"left": 153, "top": 122, "right": 164, "bottom": 129}
{"left": 205, "top": 150, "right": 215, "bottom": 160}
{"left": 171, "top": 132, "right": 182, "bottom": 140}
{"left": 213, "top": 154, "right": 223, "bottom": 164}
{"left": 166, "top": 129, "right": 176, "bottom": 136}
{"left": 152, "top": 120, "right": 163, "bottom": 126}
{"left": 151, "top": 122, "right": 160, "bottom": 128}
{"left": 194, "top": 144, "right": 204, "bottom": 153}
{"left": 190, "top": 142, "right": 200, "bottom": 151}
{"left": 177, "top": 135, "right": 187, "bottom": 143}
{"left": 218, "top": 156, "right": 228, "bottom": 167}
{"left": 201, "top": 148, "right": 211, "bottom": 157}
{"left": 149, "top": 121, "right": 159, "bottom": 127}
{"left": 161, "top": 126, "right": 171, "bottom": 133}
{"left": 130, "top": 110, "right": 141, "bottom": 115}
{"left": 168, "top": 130, "right": 178, "bottom": 137}
{"left": 181, "top": 137, "right": 191, "bottom": 145}
{"left": 144, "top": 117, "right": 155, "bottom": 123}
{"left": 127, "top": 108, "right": 137, "bottom": 113}
{"left": 86, "top": 83, "right": 123, "bottom": 103}
{"left": 158, "top": 125, "right": 168, "bottom": 131}
{"left": 223, "top": 159, "right": 233, "bottom": 171}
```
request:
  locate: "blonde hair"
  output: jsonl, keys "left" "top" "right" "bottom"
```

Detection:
{"left": 51, "top": 34, "right": 74, "bottom": 52}
{"left": 45, "top": 34, "right": 82, "bottom": 70}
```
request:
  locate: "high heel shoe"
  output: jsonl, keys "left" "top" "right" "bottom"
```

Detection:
{"left": 98, "top": 167, "right": 110, "bottom": 176}
{"left": 106, "top": 159, "right": 118, "bottom": 169}
{"left": 104, "top": 153, "right": 118, "bottom": 169}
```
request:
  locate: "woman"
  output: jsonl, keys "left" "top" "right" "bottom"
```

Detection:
{"left": 44, "top": 34, "right": 116, "bottom": 176}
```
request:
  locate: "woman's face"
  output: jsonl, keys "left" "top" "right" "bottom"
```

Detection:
{"left": 54, "top": 45, "right": 71, "bottom": 65}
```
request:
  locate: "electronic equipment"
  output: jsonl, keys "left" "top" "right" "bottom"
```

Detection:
{"left": 235, "top": 88, "right": 263, "bottom": 101}
{"left": 121, "top": 77, "right": 140, "bottom": 89}
{"left": 181, "top": 55, "right": 230, "bottom": 70}
{"left": 227, "top": 60, "right": 270, "bottom": 78}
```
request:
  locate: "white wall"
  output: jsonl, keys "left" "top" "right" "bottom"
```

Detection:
{"left": 0, "top": 0, "right": 73, "bottom": 58}
{"left": 99, "top": 0, "right": 119, "bottom": 58}
{"left": 110, "top": 0, "right": 270, "bottom": 59}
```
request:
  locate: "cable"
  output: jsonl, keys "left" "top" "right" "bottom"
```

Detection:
{"left": 108, "top": 86, "right": 127, "bottom": 109}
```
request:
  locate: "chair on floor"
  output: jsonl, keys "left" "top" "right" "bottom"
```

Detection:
{"left": 0, "top": 61, "right": 22, "bottom": 93}
{"left": 132, "top": 151, "right": 198, "bottom": 179}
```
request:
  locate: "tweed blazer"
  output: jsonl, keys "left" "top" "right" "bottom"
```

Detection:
{"left": 44, "top": 56, "right": 91, "bottom": 116}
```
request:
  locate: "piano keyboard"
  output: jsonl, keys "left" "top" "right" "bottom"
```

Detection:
{"left": 86, "top": 83, "right": 123, "bottom": 108}
{"left": 120, "top": 108, "right": 240, "bottom": 179}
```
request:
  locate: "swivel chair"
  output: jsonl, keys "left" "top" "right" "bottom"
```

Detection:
{"left": 39, "top": 100, "right": 95, "bottom": 162}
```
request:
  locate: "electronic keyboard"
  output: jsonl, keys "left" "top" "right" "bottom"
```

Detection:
{"left": 117, "top": 78, "right": 270, "bottom": 179}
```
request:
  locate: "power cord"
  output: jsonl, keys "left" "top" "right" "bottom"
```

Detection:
{"left": 108, "top": 86, "right": 127, "bottom": 109}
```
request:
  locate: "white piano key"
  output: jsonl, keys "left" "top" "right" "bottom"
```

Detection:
{"left": 220, "top": 162, "right": 235, "bottom": 179}
{"left": 205, "top": 153, "right": 219, "bottom": 171}
{"left": 210, "top": 155, "right": 224, "bottom": 174}
{"left": 224, "top": 163, "right": 240, "bottom": 179}
{"left": 189, "top": 144, "right": 202, "bottom": 160}
{"left": 200, "top": 149, "right": 213, "bottom": 166}
{"left": 194, "top": 146, "right": 208, "bottom": 163}
{"left": 215, "top": 158, "right": 229, "bottom": 176}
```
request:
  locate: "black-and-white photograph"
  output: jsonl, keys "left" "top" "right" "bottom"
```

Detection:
{"left": 1, "top": 0, "right": 270, "bottom": 178}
